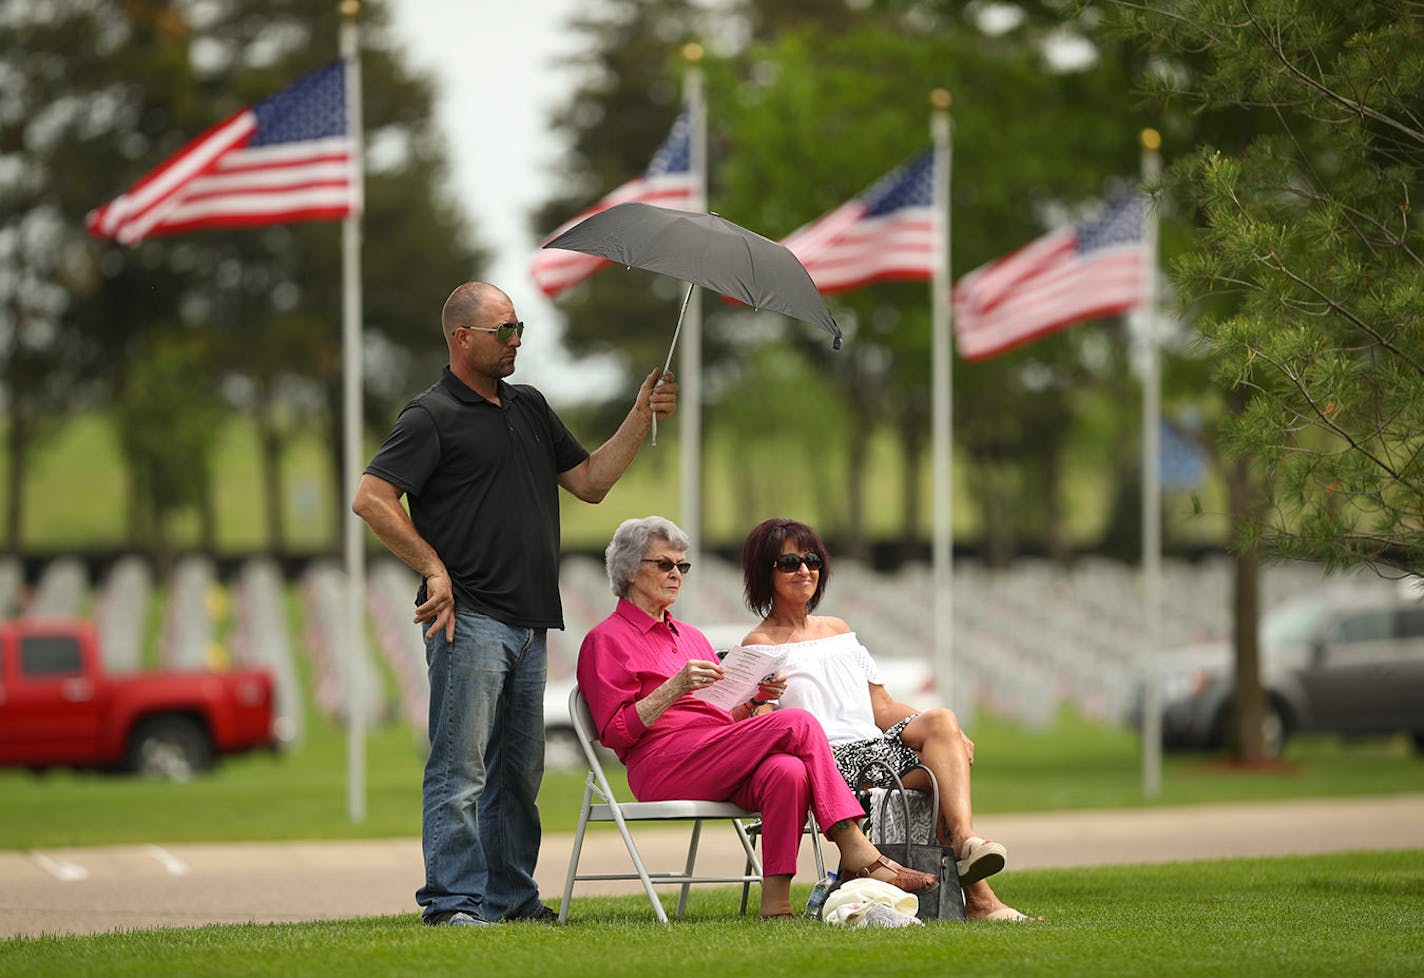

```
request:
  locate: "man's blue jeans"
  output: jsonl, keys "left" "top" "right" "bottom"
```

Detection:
{"left": 416, "top": 611, "right": 547, "bottom": 921}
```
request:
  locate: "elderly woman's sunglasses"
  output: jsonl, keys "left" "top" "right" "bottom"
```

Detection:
{"left": 642, "top": 558, "right": 691, "bottom": 574}
{"left": 773, "top": 552, "right": 823, "bottom": 573}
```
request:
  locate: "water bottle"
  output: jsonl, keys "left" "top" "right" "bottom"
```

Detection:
{"left": 802, "top": 870, "right": 839, "bottom": 919}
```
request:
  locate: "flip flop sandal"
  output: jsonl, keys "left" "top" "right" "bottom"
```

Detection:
{"left": 956, "top": 836, "right": 1007, "bottom": 885}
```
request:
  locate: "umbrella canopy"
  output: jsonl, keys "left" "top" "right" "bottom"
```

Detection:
{"left": 542, "top": 201, "right": 842, "bottom": 349}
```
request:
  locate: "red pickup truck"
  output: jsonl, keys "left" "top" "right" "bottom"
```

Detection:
{"left": 0, "top": 618, "right": 277, "bottom": 780}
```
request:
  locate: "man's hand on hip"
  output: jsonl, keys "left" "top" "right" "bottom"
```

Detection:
{"left": 416, "top": 572, "right": 457, "bottom": 641}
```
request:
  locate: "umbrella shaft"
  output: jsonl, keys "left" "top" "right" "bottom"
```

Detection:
{"left": 664, "top": 283, "right": 695, "bottom": 375}
{"left": 652, "top": 283, "right": 696, "bottom": 447}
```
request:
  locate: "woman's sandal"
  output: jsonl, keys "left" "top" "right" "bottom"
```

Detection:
{"left": 956, "top": 836, "right": 1007, "bottom": 886}
{"left": 759, "top": 912, "right": 797, "bottom": 920}
{"left": 845, "top": 855, "right": 936, "bottom": 892}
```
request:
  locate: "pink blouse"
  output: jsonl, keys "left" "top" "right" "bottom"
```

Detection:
{"left": 576, "top": 598, "right": 733, "bottom": 769}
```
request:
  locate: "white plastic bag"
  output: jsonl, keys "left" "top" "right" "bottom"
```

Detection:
{"left": 820, "top": 878, "right": 922, "bottom": 928}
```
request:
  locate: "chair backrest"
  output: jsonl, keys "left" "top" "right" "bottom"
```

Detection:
{"left": 568, "top": 685, "right": 619, "bottom": 798}
{"left": 569, "top": 685, "right": 598, "bottom": 747}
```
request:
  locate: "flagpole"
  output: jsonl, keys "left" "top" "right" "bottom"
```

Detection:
{"left": 1139, "top": 127, "right": 1163, "bottom": 798}
{"left": 340, "top": 0, "right": 367, "bottom": 823}
{"left": 930, "top": 90, "right": 954, "bottom": 713}
{"left": 678, "top": 42, "right": 707, "bottom": 622}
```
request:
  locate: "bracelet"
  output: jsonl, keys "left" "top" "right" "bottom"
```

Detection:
{"left": 750, "top": 698, "right": 770, "bottom": 708}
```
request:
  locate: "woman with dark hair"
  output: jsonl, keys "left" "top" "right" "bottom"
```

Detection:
{"left": 740, "top": 517, "right": 1034, "bottom": 922}
{"left": 578, "top": 515, "right": 936, "bottom": 919}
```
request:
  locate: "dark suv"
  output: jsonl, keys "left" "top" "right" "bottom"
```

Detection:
{"left": 1148, "top": 583, "right": 1424, "bottom": 756}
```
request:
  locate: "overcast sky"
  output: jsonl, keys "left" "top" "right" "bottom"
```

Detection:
{"left": 387, "top": 0, "right": 622, "bottom": 401}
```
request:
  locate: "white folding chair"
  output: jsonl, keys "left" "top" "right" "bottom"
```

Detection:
{"left": 559, "top": 686, "right": 765, "bottom": 923}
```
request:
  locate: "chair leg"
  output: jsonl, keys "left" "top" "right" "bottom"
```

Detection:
{"left": 559, "top": 783, "right": 596, "bottom": 923}
{"left": 676, "top": 820, "right": 703, "bottom": 918}
{"left": 809, "top": 814, "right": 826, "bottom": 880}
{"left": 736, "top": 818, "right": 763, "bottom": 915}
{"left": 608, "top": 806, "right": 669, "bottom": 924}
{"left": 739, "top": 822, "right": 758, "bottom": 915}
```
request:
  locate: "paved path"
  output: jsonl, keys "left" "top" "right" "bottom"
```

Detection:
{"left": 4, "top": 794, "right": 1424, "bottom": 938}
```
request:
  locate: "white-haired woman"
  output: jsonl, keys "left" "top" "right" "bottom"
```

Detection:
{"left": 577, "top": 515, "right": 935, "bottom": 918}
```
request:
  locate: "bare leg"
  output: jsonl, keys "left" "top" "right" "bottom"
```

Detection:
{"left": 897, "top": 708, "right": 977, "bottom": 851}
{"left": 962, "top": 878, "right": 1013, "bottom": 920}
{"left": 824, "top": 817, "right": 881, "bottom": 870}
{"left": 760, "top": 874, "right": 794, "bottom": 917}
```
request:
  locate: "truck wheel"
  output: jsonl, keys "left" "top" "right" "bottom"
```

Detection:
{"left": 126, "top": 716, "right": 214, "bottom": 781}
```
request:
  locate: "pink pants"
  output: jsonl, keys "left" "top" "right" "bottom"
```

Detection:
{"left": 628, "top": 708, "right": 866, "bottom": 876}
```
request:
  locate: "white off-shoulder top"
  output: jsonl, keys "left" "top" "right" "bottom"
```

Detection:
{"left": 741, "top": 632, "right": 884, "bottom": 746}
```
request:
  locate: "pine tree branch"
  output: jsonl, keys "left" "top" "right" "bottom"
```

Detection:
{"left": 1241, "top": 0, "right": 1424, "bottom": 148}
{"left": 1241, "top": 343, "right": 1423, "bottom": 497}
{"left": 1256, "top": 253, "right": 1424, "bottom": 379}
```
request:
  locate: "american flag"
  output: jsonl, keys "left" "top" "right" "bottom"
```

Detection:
{"left": 781, "top": 149, "right": 936, "bottom": 294}
{"left": 953, "top": 194, "right": 1146, "bottom": 361}
{"left": 529, "top": 112, "right": 699, "bottom": 298}
{"left": 88, "top": 62, "right": 358, "bottom": 245}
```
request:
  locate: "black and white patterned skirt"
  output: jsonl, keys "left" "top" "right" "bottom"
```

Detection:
{"left": 831, "top": 713, "right": 921, "bottom": 788}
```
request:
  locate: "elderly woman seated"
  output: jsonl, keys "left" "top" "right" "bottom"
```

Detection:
{"left": 577, "top": 515, "right": 935, "bottom": 918}
{"left": 739, "top": 517, "right": 1036, "bottom": 922}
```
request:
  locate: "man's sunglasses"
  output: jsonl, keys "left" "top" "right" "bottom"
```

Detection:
{"left": 462, "top": 321, "right": 524, "bottom": 343}
{"left": 773, "top": 552, "right": 823, "bottom": 573}
{"left": 642, "top": 558, "right": 692, "bottom": 574}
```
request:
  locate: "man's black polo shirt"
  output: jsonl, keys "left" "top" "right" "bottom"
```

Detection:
{"left": 365, "top": 367, "right": 589, "bottom": 629}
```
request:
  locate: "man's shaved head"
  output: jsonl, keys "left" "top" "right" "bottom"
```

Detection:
{"left": 441, "top": 282, "right": 508, "bottom": 339}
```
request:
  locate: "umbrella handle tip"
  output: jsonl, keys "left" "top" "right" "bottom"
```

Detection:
{"left": 832, "top": 337, "right": 842, "bottom": 351}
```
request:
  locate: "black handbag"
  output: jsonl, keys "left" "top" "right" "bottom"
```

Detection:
{"left": 854, "top": 761, "right": 966, "bottom": 922}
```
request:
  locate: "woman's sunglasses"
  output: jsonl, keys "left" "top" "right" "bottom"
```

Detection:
{"left": 642, "top": 558, "right": 692, "bottom": 574}
{"left": 772, "top": 552, "right": 823, "bottom": 573}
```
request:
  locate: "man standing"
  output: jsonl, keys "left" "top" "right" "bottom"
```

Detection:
{"left": 353, "top": 282, "right": 678, "bottom": 926}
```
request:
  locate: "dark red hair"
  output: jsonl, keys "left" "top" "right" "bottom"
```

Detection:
{"left": 741, "top": 518, "right": 831, "bottom": 618}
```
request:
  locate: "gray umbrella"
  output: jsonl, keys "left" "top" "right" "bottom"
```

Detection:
{"left": 544, "top": 202, "right": 842, "bottom": 442}
{"left": 543, "top": 200, "right": 842, "bottom": 349}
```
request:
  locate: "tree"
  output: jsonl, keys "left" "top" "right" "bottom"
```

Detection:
{"left": 533, "top": 0, "right": 713, "bottom": 379}
{"left": 531, "top": 0, "right": 874, "bottom": 541}
{"left": 0, "top": 0, "right": 208, "bottom": 554}
{"left": 534, "top": 0, "right": 1151, "bottom": 560}
{"left": 115, "top": 338, "right": 225, "bottom": 573}
{"left": 1105, "top": 0, "right": 1424, "bottom": 759}
{"left": 708, "top": 14, "right": 1141, "bottom": 558}
{"left": 139, "top": 0, "right": 484, "bottom": 552}
{"left": 1121, "top": 1, "right": 1424, "bottom": 576}
{"left": 7, "top": 0, "right": 484, "bottom": 556}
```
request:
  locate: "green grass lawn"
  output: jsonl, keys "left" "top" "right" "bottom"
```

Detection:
{"left": 2, "top": 851, "right": 1421, "bottom": 977}
{"left": 2, "top": 704, "right": 1421, "bottom": 850}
